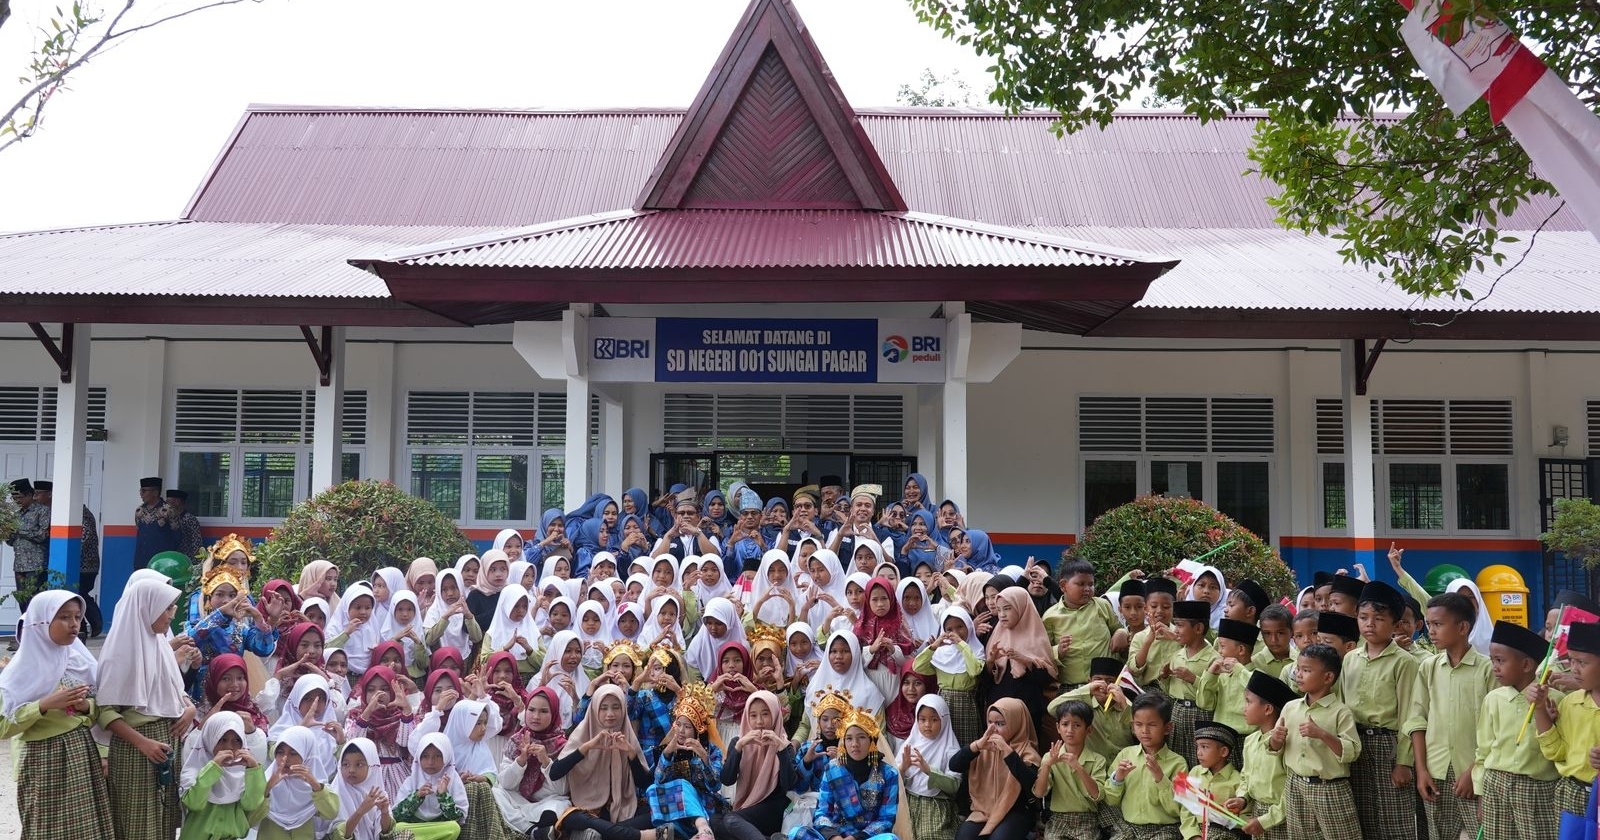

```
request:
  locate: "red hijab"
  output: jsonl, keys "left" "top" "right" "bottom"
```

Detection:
{"left": 419, "top": 668, "right": 461, "bottom": 714}
{"left": 429, "top": 647, "right": 464, "bottom": 675}
{"left": 885, "top": 658, "right": 938, "bottom": 740}
{"left": 510, "top": 686, "right": 568, "bottom": 801}
{"left": 483, "top": 651, "right": 526, "bottom": 737}
{"left": 203, "top": 653, "right": 269, "bottom": 731}
{"left": 370, "top": 640, "right": 407, "bottom": 674}
{"left": 716, "top": 640, "right": 754, "bottom": 713}
{"left": 853, "top": 576, "right": 912, "bottom": 668}
{"left": 275, "top": 622, "right": 325, "bottom": 688}
{"left": 353, "top": 665, "right": 409, "bottom": 747}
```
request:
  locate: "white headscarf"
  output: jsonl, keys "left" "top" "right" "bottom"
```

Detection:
{"left": 266, "top": 725, "right": 324, "bottom": 829}
{"left": 902, "top": 695, "right": 961, "bottom": 797}
{"left": 804, "top": 630, "right": 885, "bottom": 731}
{"left": 639, "top": 593, "right": 685, "bottom": 649}
{"left": 625, "top": 572, "right": 653, "bottom": 603}
{"left": 492, "top": 529, "right": 523, "bottom": 555}
{"left": 802, "top": 549, "right": 849, "bottom": 629}
{"left": 97, "top": 577, "right": 187, "bottom": 718}
{"left": 616, "top": 601, "right": 646, "bottom": 642}
{"left": 506, "top": 560, "right": 534, "bottom": 593}
{"left": 326, "top": 581, "right": 372, "bottom": 636}
{"left": 329, "top": 583, "right": 382, "bottom": 674}
{"left": 0, "top": 590, "right": 95, "bottom": 721}
{"left": 585, "top": 578, "right": 621, "bottom": 635}
{"left": 382, "top": 590, "right": 422, "bottom": 664}
{"left": 785, "top": 621, "right": 820, "bottom": 677}
{"left": 545, "top": 597, "right": 578, "bottom": 637}
{"left": 270, "top": 674, "right": 335, "bottom": 740}
{"left": 483, "top": 583, "right": 537, "bottom": 653}
{"left": 454, "top": 554, "right": 481, "bottom": 583}
{"left": 300, "top": 596, "right": 331, "bottom": 628}
{"left": 751, "top": 549, "right": 797, "bottom": 626}
{"left": 836, "top": 572, "right": 872, "bottom": 634}
{"left": 898, "top": 578, "right": 940, "bottom": 647}
{"left": 685, "top": 597, "right": 747, "bottom": 679}
{"left": 931, "top": 605, "right": 984, "bottom": 675}
{"left": 423, "top": 568, "right": 470, "bottom": 652}
{"left": 443, "top": 697, "right": 495, "bottom": 776}
{"left": 649, "top": 555, "right": 680, "bottom": 589}
{"left": 182, "top": 711, "right": 248, "bottom": 804}
{"left": 576, "top": 601, "right": 612, "bottom": 646}
{"left": 370, "top": 566, "right": 407, "bottom": 628}
{"left": 537, "top": 630, "right": 590, "bottom": 727}
{"left": 1446, "top": 578, "right": 1496, "bottom": 655}
{"left": 691, "top": 556, "right": 733, "bottom": 607}
{"left": 333, "top": 738, "right": 386, "bottom": 840}
{"left": 1194, "top": 565, "right": 1230, "bottom": 629}
{"left": 399, "top": 733, "right": 468, "bottom": 820}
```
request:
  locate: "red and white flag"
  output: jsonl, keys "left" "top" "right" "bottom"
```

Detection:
{"left": 1399, "top": 0, "right": 1600, "bottom": 240}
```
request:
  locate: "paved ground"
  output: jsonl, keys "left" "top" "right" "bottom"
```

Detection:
{"left": 0, "top": 634, "right": 105, "bottom": 839}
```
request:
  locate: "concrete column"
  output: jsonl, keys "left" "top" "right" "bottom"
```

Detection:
{"left": 310, "top": 327, "right": 347, "bottom": 493}
{"left": 597, "top": 387, "right": 625, "bottom": 495}
{"left": 367, "top": 343, "right": 397, "bottom": 482}
{"left": 565, "top": 375, "right": 592, "bottom": 508}
{"left": 1339, "top": 340, "right": 1377, "bottom": 564}
{"left": 48, "top": 324, "right": 91, "bottom": 587}
{"left": 916, "top": 384, "right": 940, "bottom": 493}
{"left": 941, "top": 303, "right": 970, "bottom": 514}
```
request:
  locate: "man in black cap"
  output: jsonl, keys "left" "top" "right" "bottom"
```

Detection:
{"left": 133, "top": 476, "right": 178, "bottom": 568}
{"left": 1342, "top": 579, "right": 1421, "bottom": 840}
{"left": 1475, "top": 620, "right": 1558, "bottom": 840}
{"left": 166, "top": 488, "right": 204, "bottom": 560}
{"left": 5, "top": 478, "right": 49, "bottom": 649}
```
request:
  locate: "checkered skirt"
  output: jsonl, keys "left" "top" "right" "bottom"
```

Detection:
{"left": 1169, "top": 700, "right": 1212, "bottom": 769}
{"left": 1119, "top": 821, "right": 1183, "bottom": 840}
{"left": 1424, "top": 766, "right": 1479, "bottom": 840}
{"left": 15, "top": 723, "right": 116, "bottom": 840}
{"left": 1044, "top": 809, "right": 1101, "bottom": 840}
{"left": 1480, "top": 768, "right": 1557, "bottom": 840}
{"left": 1556, "top": 775, "right": 1591, "bottom": 816}
{"left": 905, "top": 791, "right": 957, "bottom": 840}
{"left": 1251, "top": 798, "right": 1289, "bottom": 840}
{"left": 464, "top": 778, "right": 514, "bottom": 840}
{"left": 943, "top": 687, "right": 984, "bottom": 753}
{"left": 108, "top": 716, "right": 180, "bottom": 840}
{"left": 1283, "top": 774, "right": 1360, "bottom": 840}
{"left": 1351, "top": 728, "right": 1418, "bottom": 840}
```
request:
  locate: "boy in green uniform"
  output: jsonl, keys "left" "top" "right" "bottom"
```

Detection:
{"left": 1052, "top": 656, "right": 1136, "bottom": 839}
{"left": 1236, "top": 671, "right": 1294, "bottom": 840}
{"left": 1180, "top": 723, "right": 1242, "bottom": 840}
{"left": 1532, "top": 619, "right": 1600, "bottom": 818}
{"left": 1225, "top": 579, "right": 1270, "bottom": 627}
{"left": 1280, "top": 610, "right": 1319, "bottom": 693}
{"left": 1131, "top": 578, "right": 1180, "bottom": 686}
{"left": 1035, "top": 699, "right": 1109, "bottom": 840}
{"left": 1397, "top": 593, "right": 1435, "bottom": 658}
{"left": 1269, "top": 643, "right": 1361, "bottom": 840}
{"left": 1196, "top": 618, "right": 1257, "bottom": 737}
{"left": 1118, "top": 580, "right": 1148, "bottom": 645}
{"left": 1043, "top": 559, "right": 1122, "bottom": 690}
{"left": 1106, "top": 692, "right": 1187, "bottom": 840}
{"left": 1325, "top": 574, "right": 1363, "bottom": 618}
{"left": 1160, "top": 600, "right": 1218, "bottom": 768}
{"left": 1403, "top": 592, "right": 1495, "bottom": 840}
{"left": 1251, "top": 604, "right": 1295, "bottom": 675}
{"left": 1341, "top": 579, "right": 1419, "bottom": 840}
{"left": 1478, "top": 620, "right": 1560, "bottom": 840}
{"left": 1315, "top": 610, "right": 1358, "bottom": 655}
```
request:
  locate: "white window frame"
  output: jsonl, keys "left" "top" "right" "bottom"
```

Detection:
{"left": 1079, "top": 453, "right": 1276, "bottom": 537}
{"left": 401, "top": 445, "right": 570, "bottom": 527}
{"left": 1377, "top": 455, "right": 1516, "bottom": 537}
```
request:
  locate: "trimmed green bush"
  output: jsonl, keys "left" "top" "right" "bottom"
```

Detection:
{"left": 1071, "top": 495, "right": 1296, "bottom": 601}
{"left": 1542, "top": 498, "right": 1600, "bottom": 567}
{"left": 255, "top": 480, "right": 474, "bottom": 588}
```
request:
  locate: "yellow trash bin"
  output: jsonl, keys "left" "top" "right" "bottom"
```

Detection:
{"left": 1476, "top": 564, "right": 1530, "bottom": 627}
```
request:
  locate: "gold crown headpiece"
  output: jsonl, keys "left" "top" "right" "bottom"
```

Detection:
{"left": 840, "top": 705, "right": 881, "bottom": 743}
{"left": 209, "top": 533, "right": 254, "bottom": 564}
{"left": 648, "top": 641, "right": 682, "bottom": 668}
{"left": 811, "top": 687, "right": 854, "bottom": 720}
{"left": 748, "top": 622, "right": 787, "bottom": 649}
{"left": 672, "top": 681, "right": 716, "bottom": 735}
{"left": 201, "top": 565, "right": 246, "bottom": 597}
{"left": 604, "top": 640, "right": 644, "bottom": 667}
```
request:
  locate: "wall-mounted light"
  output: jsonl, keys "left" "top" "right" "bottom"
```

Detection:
{"left": 1552, "top": 425, "right": 1570, "bottom": 448}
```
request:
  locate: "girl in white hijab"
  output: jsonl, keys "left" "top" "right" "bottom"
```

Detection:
{"left": 691, "top": 555, "right": 734, "bottom": 607}
{"left": 1446, "top": 577, "right": 1496, "bottom": 655}
{"left": 369, "top": 566, "right": 407, "bottom": 630}
{"left": 536, "top": 630, "right": 590, "bottom": 727}
{"left": 615, "top": 601, "right": 646, "bottom": 644}
{"left": 639, "top": 593, "right": 687, "bottom": 649}
{"left": 99, "top": 576, "right": 194, "bottom": 840}
{"left": 482, "top": 583, "right": 540, "bottom": 671}
{"left": 575, "top": 601, "right": 612, "bottom": 671}
{"left": 750, "top": 549, "right": 800, "bottom": 627}
{"left": 803, "top": 630, "right": 885, "bottom": 735}
{"left": 332, "top": 738, "right": 395, "bottom": 840}
{"left": 898, "top": 577, "right": 941, "bottom": 649}
{"left": 328, "top": 582, "right": 383, "bottom": 675}
{"left": 423, "top": 567, "right": 478, "bottom": 653}
{"left": 381, "top": 590, "right": 425, "bottom": 677}
{"left": 179, "top": 711, "right": 265, "bottom": 835}
{"left": 508, "top": 559, "right": 536, "bottom": 592}
{"left": 0, "top": 590, "right": 114, "bottom": 838}
{"left": 801, "top": 548, "right": 849, "bottom": 630}
{"left": 899, "top": 694, "right": 961, "bottom": 807}
{"left": 269, "top": 674, "right": 342, "bottom": 780}
{"left": 685, "top": 596, "right": 748, "bottom": 681}
{"left": 442, "top": 698, "right": 506, "bottom": 840}
{"left": 262, "top": 725, "right": 339, "bottom": 835}
{"left": 395, "top": 732, "right": 470, "bottom": 832}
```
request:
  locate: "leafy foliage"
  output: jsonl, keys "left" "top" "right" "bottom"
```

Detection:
{"left": 255, "top": 480, "right": 474, "bottom": 589}
{"left": 0, "top": 496, "right": 17, "bottom": 543}
{"left": 896, "top": 67, "right": 989, "bottom": 107}
{"left": 1071, "top": 495, "right": 1297, "bottom": 600}
{"left": 907, "top": 0, "right": 1594, "bottom": 297}
{"left": 1542, "top": 498, "right": 1600, "bottom": 567}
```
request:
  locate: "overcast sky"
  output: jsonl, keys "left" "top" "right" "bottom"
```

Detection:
{"left": 0, "top": 0, "right": 995, "bottom": 231}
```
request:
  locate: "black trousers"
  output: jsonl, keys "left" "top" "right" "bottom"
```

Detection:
{"left": 561, "top": 810, "right": 654, "bottom": 840}
{"left": 956, "top": 806, "right": 1037, "bottom": 840}
{"left": 710, "top": 795, "right": 786, "bottom": 840}
{"left": 79, "top": 570, "right": 102, "bottom": 636}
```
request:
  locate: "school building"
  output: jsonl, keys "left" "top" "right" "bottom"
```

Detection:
{"left": 2, "top": 0, "right": 1597, "bottom": 628}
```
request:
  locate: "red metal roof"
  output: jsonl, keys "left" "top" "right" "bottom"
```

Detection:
{"left": 184, "top": 107, "right": 1577, "bottom": 233}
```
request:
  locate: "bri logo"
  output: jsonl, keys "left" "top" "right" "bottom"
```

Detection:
{"left": 882, "top": 335, "right": 941, "bottom": 364}
{"left": 594, "top": 338, "right": 651, "bottom": 360}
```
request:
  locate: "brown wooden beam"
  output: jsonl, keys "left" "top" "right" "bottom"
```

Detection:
{"left": 299, "top": 325, "right": 334, "bottom": 386}
{"left": 27, "top": 322, "right": 73, "bottom": 383}
{"left": 1353, "top": 338, "right": 1387, "bottom": 396}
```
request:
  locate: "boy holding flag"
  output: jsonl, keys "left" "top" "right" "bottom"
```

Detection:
{"left": 1477, "top": 620, "right": 1561, "bottom": 840}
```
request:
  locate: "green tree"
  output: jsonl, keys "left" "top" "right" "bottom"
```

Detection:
{"left": 908, "top": 0, "right": 1594, "bottom": 297}
{"left": 896, "top": 67, "right": 987, "bottom": 107}
{"left": 1, "top": 0, "right": 263, "bottom": 153}
{"left": 1542, "top": 498, "right": 1600, "bottom": 567}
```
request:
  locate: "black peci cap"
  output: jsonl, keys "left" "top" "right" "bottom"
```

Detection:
{"left": 1317, "top": 610, "right": 1359, "bottom": 642}
{"left": 1174, "top": 600, "right": 1211, "bottom": 624}
{"left": 1090, "top": 656, "right": 1124, "bottom": 679}
{"left": 1358, "top": 580, "right": 1405, "bottom": 616}
{"left": 1555, "top": 590, "right": 1600, "bottom": 619}
{"left": 1567, "top": 621, "right": 1600, "bottom": 657}
{"left": 1491, "top": 620, "right": 1550, "bottom": 664}
{"left": 1145, "top": 578, "right": 1179, "bottom": 598}
{"left": 1313, "top": 571, "right": 1334, "bottom": 588}
{"left": 140, "top": 476, "right": 163, "bottom": 489}
{"left": 1118, "top": 579, "right": 1146, "bottom": 601}
{"left": 1329, "top": 574, "right": 1365, "bottom": 600}
{"left": 1218, "top": 618, "right": 1260, "bottom": 647}
{"left": 165, "top": 489, "right": 189, "bottom": 501}
{"left": 31, "top": 480, "right": 51, "bottom": 492}
{"left": 1233, "top": 578, "right": 1269, "bottom": 612}
{"left": 1246, "top": 671, "right": 1298, "bottom": 712}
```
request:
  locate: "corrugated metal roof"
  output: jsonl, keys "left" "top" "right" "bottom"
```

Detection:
{"left": 369, "top": 210, "right": 1171, "bottom": 269}
{"left": 0, "top": 221, "right": 501, "bottom": 296}
{"left": 186, "top": 106, "right": 1579, "bottom": 233}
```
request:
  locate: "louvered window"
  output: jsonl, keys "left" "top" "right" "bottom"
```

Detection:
{"left": 1590, "top": 401, "right": 1600, "bottom": 455}
{"left": 1316, "top": 399, "right": 1514, "bottom": 456}
{"left": 404, "top": 390, "right": 573, "bottom": 525}
{"left": 0, "top": 386, "right": 107, "bottom": 441}
{"left": 1077, "top": 396, "right": 1275, "bottom": 454}
{"left": 662, "top": 393, "right": 905, "bottom": 452}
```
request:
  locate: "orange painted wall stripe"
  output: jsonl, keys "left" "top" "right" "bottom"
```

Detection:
{"left": 49, "top": 525, "right": 82, "bottom": 538}
{"left": 1280, "top": 536, "right": 1541, "bottom": 551}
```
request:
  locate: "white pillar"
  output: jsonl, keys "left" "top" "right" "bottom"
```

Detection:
{"left": 598, "top": 388, "right": 625, "bottom": 495}
{"left": 941, "top": 380, "right": 968, "bottom": 514}
{"left": 367, "top": 343, "right": 397, "bottom": 482}
{"left": 916, "top": 384, "right": 940, "bottom": 492}
{"left": 1338, "top": 340, "right": 1376, "bottom": 551}
{"left": 564, "top": 375, "right": 592, "bottom": 509}
{"left": 311, "top": 327, "right": 347, "bottom": 493}
{"left": 49, "top": 324, "right": 91, "bottom": 585}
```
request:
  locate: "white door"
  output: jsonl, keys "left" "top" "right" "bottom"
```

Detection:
{"left": 0, "top": 445, "right": 39, "bottom": 632}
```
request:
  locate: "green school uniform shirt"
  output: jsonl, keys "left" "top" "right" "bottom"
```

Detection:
{"left": 1279, "top": 661, "right": 1303, "bottom": 695}
{"left": 251, "top": 786, "right": 341, "bottom": 840}
{"left": 1396, "top": 570, "right": 1430, "bottom": 609}
{"left": 179, "top": 762, "right": 267, "bottom": 840}
{"left": 1273, "top": 692, "right": 1361, "bottom": 778}
{"left": 1042, "top": 747, "right": 1110, "bottom": 813}
{"left": 1195, "top": 660, "right": 1254, "bottom": 732}
{"left": 1339, "top": 641, "right": 1419, "bottom": 766}
{"left": 1180, "top": 762, "right": 1243, "bottom": 840}
{"left": 1537, "top": 688, "right": 1600, "bottom": 783}
{"left": 1241, "top": 729, "right": 1287, "bottom": 831}
{"left": 913, "top": 640, "right": 983, "bottom": 691}
{"left": 1050, "top": 685, "right": 1135, "bottom": 760}
{"left": 1105, "top": 745, "right": 1188, "bottom": 825}
{"left": 0, "top": 698, "right": 99, "bottom": 742}
{"left": 1474, "top": 684, "right": 1562, "bottom": 790}
{"left": 1251, "top": 646, "right": 1294, "bottom": 676}
{"left": 1401, "top": 647, "right": 1494, "bottom": 778}
{"left": 1163, "top": 642, "right": 1219, "bottom": 703}
{"left": 1131, "top": 627, "right": 1181, "bottom": 686}
{"left": 1043, "top": 596, "right": 1122, "bottom": 685}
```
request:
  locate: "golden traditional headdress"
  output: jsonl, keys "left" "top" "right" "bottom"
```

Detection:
{"left": 811, "top": 687, "right": 853, "bottom": 721}
{"left": 201, "top": 565, "right": 246, "bottom": 597}
{"left": 840, "top": 705, "right": 881, "bottom": 744}
{"left": 748, "top": 622, "right": 787, "bottom": 649}
{"left": 672, "top": 681, "right": 716, "bottom": 734}
{"left": 604, "top": 640, "right": 644, "bottom": 667}
{"left": 209, "top": 533, "right": 254, "bottom": 564}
